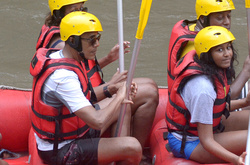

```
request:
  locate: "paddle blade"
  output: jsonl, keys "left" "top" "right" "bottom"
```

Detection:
{"left": 135, "top": 0, "right": 153, "bottom": 40}
{"left": 246, "top": 0, "right": 250, "bottom": 8}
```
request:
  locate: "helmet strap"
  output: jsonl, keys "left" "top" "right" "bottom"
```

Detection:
{"left": 196, "top": 16, "right": 210, "bottom": 31}
{"left": 201, "top": 16, "right": 210, "bottom": 28}
{"left": 66, "top": 36, "right": 89, "bottom": 68}
{"left": 67, "top": 36, "right": 83, "bottom": 52}
{"left": 79, "top": 52, "right": 89, "bottom": 70}
{"left": 53, "top": 10, "right": 64, "bottom": 21}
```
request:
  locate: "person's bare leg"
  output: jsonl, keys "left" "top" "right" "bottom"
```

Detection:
{"left": 131, "top": 78, "right": 159, "bottom": 148}
{"left": 98, "top": 137, "right": 142, "bottom": 165}
{"left": 222, "top": 110, "right": 250, "bottom": 132}
{"left": 130, "top": 78, "right": 158, "bottom": 165}
{"left": 190, "top": 130, "right": 247, "bottom": 164}
{"left": 98, "top": 78, "right": 158, "bottom": 164}
{"left": 97, "top": 97, "right": 132, "bottom": 137}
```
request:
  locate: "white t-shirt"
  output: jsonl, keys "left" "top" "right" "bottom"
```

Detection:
{"left": 172, "top": 75, "right": 216, "bottom": 141}
{"left": 35, "top": 50, "right": 92, "bottom": 151}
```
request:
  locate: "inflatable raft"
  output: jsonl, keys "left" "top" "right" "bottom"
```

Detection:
{"left": 0, "top": 86, "right": 233, "bottom": 165}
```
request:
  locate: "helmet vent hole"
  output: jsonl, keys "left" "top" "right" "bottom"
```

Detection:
{"left": 89, "top": 19, "right": 96, "bottom": 23}
{"left": 214, "top": 32, "right": 221, "bottom": 36}
{"left": 216, "top": 0, "right": 223, "bottom": 2}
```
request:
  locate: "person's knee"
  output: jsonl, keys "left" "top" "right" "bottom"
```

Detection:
{"left": 124, "top": 137, "right": 142, "bottom": 158}
{"left": 134, "top": 82, "right": 159, "bottom": 117}
{"left": 150, "top": 83, "right": 159, "bottom": 102}
{"left": 139, "top": 79, "right": 159, "bottom": 102}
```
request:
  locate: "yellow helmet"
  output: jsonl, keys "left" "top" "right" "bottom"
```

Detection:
{"left": 48, "top": 0, "right": 87, "bottom": 15}
{"left": 196, "top": 0, "right": 235, "bottom": 19}
{"left": 60, "top": 11, "right": 103, "bottom": 41}
{"left": 194, "top": 26, "right": 235, "bottom": 58}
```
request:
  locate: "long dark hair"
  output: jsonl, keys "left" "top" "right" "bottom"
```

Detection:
{"left": 178, "top": 43, "right": 238, "bottom": 93}
{"left": 44, "top": 5, "right": 88, "bottom": 27}
{"left": 44, "top": 7, "right": 66, "bottom": 27}
{"left": 194, "top": 43, "right": 238, "bottom": 89}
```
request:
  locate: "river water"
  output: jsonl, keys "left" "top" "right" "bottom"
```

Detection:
{"left": 0, "top": 0, "right": 248, "bottom": 89}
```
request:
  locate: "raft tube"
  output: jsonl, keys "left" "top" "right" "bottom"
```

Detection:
{"left": 0, "top": 86, "right": 234, "bottom": 165}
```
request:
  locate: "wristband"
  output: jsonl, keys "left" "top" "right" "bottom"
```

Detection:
{"left": 103, "top": 85, "right": 112, "bottom": 98}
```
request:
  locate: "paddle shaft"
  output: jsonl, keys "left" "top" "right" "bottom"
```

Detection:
{"left": 246, "top": 115, "right": 250, "bottom": 164}
{"left": 246, "top": 4, "right": 250, "bottom": 165}
{"left": 115, "top": 39, "right": 141, "bottom": 137}
{"left": 117, "top": 0, "right": 125, "bottom": 72}
{"left": 115, "top": 0, "right": 152, "bottom": 137}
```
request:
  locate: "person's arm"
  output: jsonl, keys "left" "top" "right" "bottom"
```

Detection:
{"left": 231, "top": 55, "right": 250, "bottom": 99}
{"left": 75, "top": 82, "right": 136, "bottom": 131}
{"left": 50, "top": 38, "right": 130, "bottom": 69}
{"left": 49, "top": 70, "right": 134, "bottom": 132}
{"left": 93, "top": 69, "right": 128, "bottom": 101}
{"left": 98, "top": 41, "right": 130, "bottom": 68}
{"left": 49, "top": 35, "right": 65, "bottom": 49}
{"left": 197, "top": 123, "right": 245, "bottom": 164}
{"left": 230, "top": 89, "right": 250, "bottom": 111}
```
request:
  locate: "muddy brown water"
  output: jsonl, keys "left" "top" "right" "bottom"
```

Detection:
{"left": 0, "top": 0, "right": 248, "bottom": 89}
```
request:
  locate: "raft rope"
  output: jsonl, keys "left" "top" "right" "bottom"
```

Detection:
{"left": 0, "top": 85, "right": 32, "bottom": 91}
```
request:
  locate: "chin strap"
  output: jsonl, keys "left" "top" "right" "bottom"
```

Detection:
{"left": 67, "top": 36, "right": 82, "bottom": 52}
{"left": 66, "top": 36, "right": 89, "bottom": 70}
{"left": 79, "top": 52, "right": 89, "bottom": 70}
{"left": 196, "top": 16, "right": 210, "bottom": 30}
{"left": 67, "top": 36, "right": 98, "bottom": 103}
{"left": 78, "top": 52, "right": 97, "bottom": 104}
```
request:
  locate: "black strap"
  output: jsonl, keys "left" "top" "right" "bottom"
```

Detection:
{"left": 32, "top": 122, "right": 89, "bottom": 140}
{"left": 32, "top": 106, "right": 75, "bottom": 121}
{"left": 163, "top": 132, "right": 168, "bottom": 140}
{"left": 180, "top": 112, "right": 190, "bottom": 154}
{"left": 163, "top": 131, "right": 172, "bottom": 153}
{"left": 165, "top": 143, "right": 172, "bottom": 153}
{"left": 103, "top": 85, "right": 112, "bottom": 98}
{"left": 52, "top": 119, "right": 60, "bottom": 156}
{"left": 88, "top": 79, "right": 97, "bottom": 104}
{"left": 50, "top": 39, "right": 63, "bottom": 48}
{"left": 217, "top": 122, "right": 225, "bottom": 133}
{"left": 94, "top": 57, "right": 105, "bottom": 85}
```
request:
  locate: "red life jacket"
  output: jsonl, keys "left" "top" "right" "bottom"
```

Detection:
{"left": 85, "top": 58, "right": 105, "bottom": 87}
{"left": 166, "top": 51, "right": 231, "bottom": 152}
{"left": 167, "top": 20, "right": 198, "bottom": 92}
{"left": 36, "top": 24, "right": 104, "bottom": 87}
{"left": 166, "top": 51, "right": 230, "bottom": 135}
{"left": 36, "top": 25, "right": 61, "bottom": 50}
{"left": 30, "top": 48, "right": 91, "bottom": 141}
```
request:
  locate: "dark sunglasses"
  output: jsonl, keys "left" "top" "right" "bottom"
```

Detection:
{"left": 80, "top": 7, "right": 88, "bottom": 12}
{"left": 81, "top": 33, "right": 101, "bottom": 46}
{"left": 71, "top": 7, "right": 88, "bottom": 13}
